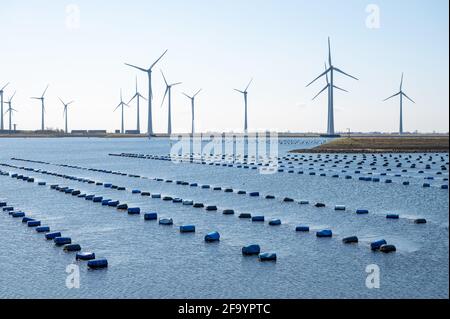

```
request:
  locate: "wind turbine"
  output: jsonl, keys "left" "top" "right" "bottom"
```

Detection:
{"left": 182, "top": 89, "right": 202, "bottom": 135}
{"left": 125, "top": 49, "right": 168, "bottom": 137}
{"left": 114, "top": 89, "right": 129, "bottom": 134}
{"left": 31, "top": 84, "right": 49, "bottom": 131}
{"left": 4, "top": 91, "right": 17, "bottom": 132}
{"left": 160, "top": 70, "right": 182, "bottom": 135}
{"left": 383, "top": 73, "right": 415, "bottom": 135}
{"left": 0, "top": 82, "right": 9, "bottom": 131}
{"left": 128, "top": 76, "right": 147, "bottom": 133}
{"left": 59, "top": 97, "right": 74, "bottom": 134}
{"left": 306, "top": 37, "right": 358, "bottom": 135}
{"left": 234, "top": 79, "right": 253, "bottom": 133}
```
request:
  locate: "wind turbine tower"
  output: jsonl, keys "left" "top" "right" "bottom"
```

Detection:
{"left": 383, "top": 73, "right": 415, "bottom": 134}
{"left": 182, "top": 89, "right": 202, "bottom": 135}
{"left": 307, "top": 37, "right": 358, "bottom": 135}
{"left": 234, "top": 79, "right": 253, "bottom": 133}
{"left": 31, "top": 85, "right": 49, "bottom": 131}
{"left": 161, "top": 70, "right": 182, "bottom": 135}
{"left": 125, "top": 50, "right": 168, "bottom": 137}
{"left": 4, "top": 91, "right": 17, "bottom": 132}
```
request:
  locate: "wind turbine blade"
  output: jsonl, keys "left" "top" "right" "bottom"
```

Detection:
{"left": 333, "top": 67, "right": 358, "bottom": 80}
{"left": 333, "top": 85, "right": 348, "bottom": 93}
{"left": 1, "top": 82, "right": 9, "bottom": 91}
{"left": 160, "top": 70, "right": 168, "bottom": 86}
{"left": 182, "top": 92, "right": 192, "bottom": 99}
{"left": 125, "top": 63, "right": 148, "bottom": 73}
{"left": 171, "top": 82, "right": 182, "bottom": 87}
{"left": 58, "top": 97, "right": 66, "bottom": 105}
{"left": 67, "top": 100, "right": 74, "bottom": 105}
{"left": 402, "top": 92, "right": 415, "bottom": 103}
{"left": 400, "top": 73, "right": 404, "bottom": 90}
{"left": 150, "top": 49, "right": 168, "bottom": 69}
{"left": 193, "top": 89, "right": 202, "bottom": 97}
{"left": 10, "top": 91, "right": 16, "bottom": 101}
{"left": 245, "top": 78, "right": 253, "bottom": 92}
{"left": 11, "top": 108, "right": 18, "bottom": 112}
{"left": 161, "top": 87, "right": 169, "bottom": 107}
{"left": 30, "top": 97, "right": 41, "bottom": 100}
{"left": 128, "top": 93, "right": 138, "bottom": 104}
{"left": 312, "top": 85, "right": 329, "bottom": 101}
{"left": 41, "top": 84, "right": 49, "bottom": 98}
{"left": 234, "top": 89, "right": 245, "bottom": 94}
{"left": 328, "top": 37, "right": 332, "bottom": 66}
{"left": 383, "top": 92, "right": 401, "bottom": 102}
{"left": 138, "top": 93, "right": 147, "bottom": 101}
{"left": 306, "top": 68, "right": 331, "bottom": 87}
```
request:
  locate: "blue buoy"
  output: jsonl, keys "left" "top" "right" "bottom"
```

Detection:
{"left": 54, "top": 237, "right": 72, "bottom": 246}
{"left": 222, "top": 209, "right": 234, "bottom": 215}
{"left": 159, "top": 218, "right": 173, "bottom": 225}
{"left": 370, "top": 239, "right": 387, "bottom": 251}
{"left": 258, "top": 252, "right": 277, "bottom": 261}
{"left": 36, "top": 226, "right": 50, "bottom": 233}
{"left": 335, "top": 205, "right": 346, "bottom": 211}
{"left": 295, "top": 225, "right": 309, "bottom": 232}
{"left": 423, "top": 183, "right": 431, "bottom": 188}
{"left": 108, "top": 200, "right": 120, "bottom": 207}
{"left": 27, "top": 220, "right": 41, "bottom": 227}
{"left": 151, "top": 194, "right": 161, "bottom": 198}
{"left": 193, "top": 203, "right": 204, "bottom": 208}
{"left": 299, "top": 201, "right": 309, "bottom": 205}
{"left": 356, "top": 209, "right": 369, "bottom": 215}
{"left": 180, "top": 225, "right": 196, "bottom": 233}
{"left": 269, "top": 219, "right": 281, "bottom": 226}
{"left": 102, "top": 199, "right": 112, "bottom": 206}
{"left": 380, "top": 244, "right": 396, "bottom": 253}
{"left": 204, "top": 231, "right": 220, "bottom": 242}
{"left": 85, "top": 194, "right": 95, "bottom": 200}
{"left": 414, "top": 218, "right": 427, "bottom": 224}
{"left": 11, "top": 212, "right": 25, "bottom": 218}
{"left": 386, "top": 214, "right": 399, "bottom": 219}
{"left": 45, "top": 232, "right": 61, "bottom": 240}
{"left": 205, "top": 205, "right": 217, "bottom": 211}
{"left": 252, "top": 216, "right": 265, "bottom": 222}
{"left": 132, "top": 189, "right": 141, "bottom": 194}
{"left": 242, "top": 244, "right": 261, "bottom": 255}
{"left": 144, "top": 212, "right": 158, "bottom": 220}
{"left": 249, "top": 192, "right": 260, "bottom": 197}
{"left": 64, "top": 244, "right": 81, "bottom": 252}
{"left": 315, "top": 203, "right": 326, "bottom": 208}
{"left": 183, "top": 200, "right": 194, "bottom": 205}
{"left": 88, "top": 259, "right": 108, "bottom": 269}
{"left": 128, "top": 207, "right": 141, "bottom": 215}
{"left": 283, "top": 197, "right": 294, "bottom": 202}
{"left": 76, "top": 252, "right": 96, "bottom": 260}
{"left": 342, "top": 236, "right": 358, "bottom": 244}
{"left": 316, "top": 229, "right": 332, "bottom": 237}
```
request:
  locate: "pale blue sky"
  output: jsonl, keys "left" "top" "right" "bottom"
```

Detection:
{"left": 0, "top": 0, "right": 448, "bottom": 133}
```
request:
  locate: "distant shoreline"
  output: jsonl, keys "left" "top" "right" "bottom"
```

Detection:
{"left": 290, "top": 136, "right": 450, "bottom": 153}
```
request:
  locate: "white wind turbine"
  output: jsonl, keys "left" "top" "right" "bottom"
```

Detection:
{"left": 125, "top": 50, "right": 168, "bottom": 137}
{"left": 114, "top": 89, "right": 129, "bottom": 134}
{"left": 4, "top": 91, "right": 17, "bottom": 132}
{"left": 182, "top": 89, "right": 202, "bottom": 135}
{"left": 383, "top": 73, "right": 415, "bottom": 134}
{"left": 160, "top": 70, "right": 182, "bottom": 135}
{"left": 59, "top": 97, "right": 74, "bottom": 134}
{"left": 234, "top": 79, "right": 253, "bottom": 133}
{"left": 312, "top": 62, "right": 348, "bottom": 111}
{"left": 31, "top": 84, "right": 49, "bottom": 131}
{"left": 0, "top": 82, "right": 9, "bottom": 131}
{"left": 128, "top": 76, "right": 147, "bottom": 133}
{"left": 306, "top": 37, "right": 358, "bottom": 135}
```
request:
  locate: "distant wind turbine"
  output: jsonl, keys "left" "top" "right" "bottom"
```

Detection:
{"left": 383, "top": 73, "right": 415, "bottom": 135}
{"left": 31, "top": 84, "right": 49, "bottom": 131}
{"left": 307, "top": 37, "right": 358, "bottom": 135}
{"left": 128, "top": 76, "right": 147, "bottom": 133}
{"left": 0, "top": 82, "right": 9, "bottom": 131}
{"left": 234, "top": 79, "right": 253, "bottom": 133}
{"left": 4, "top": 91, "right": 17, "bottom": 132}
{"left": 59, "top": 97, "right": 74, "bottom": 134}
{"left": 160, "top": 70, "right": 182, "bottom": 135}
{"left": 114, "top": 89, "right": 129, "bottom": 134}
{"left": 182, "top": 89, "right": 202, "bottom": 135}
{"left": 125, "top": 49, "right": 168, "bottom": 137}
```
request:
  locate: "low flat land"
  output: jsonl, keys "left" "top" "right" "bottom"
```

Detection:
{"left": 290, "top": 136, "right": 449, "bottom": 153}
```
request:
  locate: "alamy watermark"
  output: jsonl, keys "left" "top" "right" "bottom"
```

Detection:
{"left": 365, "top": 4, "right": 381, "bottom": 29}
{"left": 65, "top": 4, "right": 81, "bottom": 30}
{"left": 66, "top": 264, "right": 80, "bottom": 289}
{"left": 365, "top": 264, "right": 380, "bottom": 289}
{"left": 169, "top": 132, "right": 279, "bottom": 174}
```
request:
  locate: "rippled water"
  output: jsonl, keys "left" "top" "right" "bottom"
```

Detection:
{"left": 0, "top": 138, "right": 448, "bottom": 299}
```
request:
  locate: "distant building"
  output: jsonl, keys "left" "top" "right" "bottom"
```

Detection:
{"left": 125, "top": 130, "right": 140, "bottom": 134}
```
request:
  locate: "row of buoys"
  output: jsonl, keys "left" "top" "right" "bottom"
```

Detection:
{"left": 1, "top": 161, "right": 429, "bottom": 241}
{"left": 0, "top": 190, "right": 107, "bottom": 269}
{"left": 105, "top": 152, "right": 448, "bottom": 188}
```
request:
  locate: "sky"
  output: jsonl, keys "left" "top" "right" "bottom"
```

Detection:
{"left": 0, "top": 0, "right": 448, "bottom": 133}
